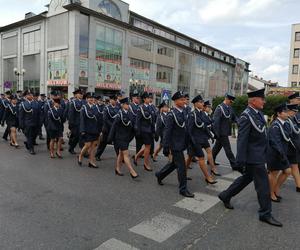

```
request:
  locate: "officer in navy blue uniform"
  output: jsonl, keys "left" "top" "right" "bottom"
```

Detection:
{"left": 155, "top": 91, "right": 194, "bottom": 198}
{"left": 68, "top": 89, "right": 83, "bottom": 154}
{"left": 186, "top": 95, "right": 217, "bottom": 184}
{"left": 108, "top": 97, "right": 139, "bottom": 179}
{"left": 78, "top": 93, "right": 99, "bottom": 168}
{"left": 212, "top": 93, "right": 237, "bottom": 169}
{"left": 183, "top": 94, "right": 192, "bottom": 119}
{"left": 0, "top": 94, "right": 5, "bottom": 125}
{"left": 95, "top": 95, "right": 120, "bottom": 161}
{"left": 19, "top": 90, "right": 40, "bottom": 155}
{"left": 286, "top": 103, "right": 300, "bottom": 192}
{"left": 148, "top": 93, "right": 157, "bottom": 157}
{"left": 1, "top": 94, "right": 19, "bottom": 147}
{"left": 129, "top": 90, "right": 142, "bottom": 155}
{"left": 37, "top": 94, "right": 46, "bottom": 140}
{"left": 1, "top": 91, "right": 11, "bottom": 141}
{"left": 218, "top": 89, "right": 282, "bottom": 227}
{"left": 134, "top": 92, "right": 155, "bottom": 171}
{"left": 94, "top": 96, "right": 104, "bottom": 137}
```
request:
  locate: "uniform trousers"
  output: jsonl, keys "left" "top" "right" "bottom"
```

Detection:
{"left": 219, "top": 164, "right": 272, "bottom": 219}
{"left": 68, "top": 126, "right": 81, "bottom": 150}
{"left": 24, "top": 126, "right": 38, "bottom": 150}
{"left": 212, "top": 136, "right": 236, "bottom": 167}
{"left": 156, "top": 150, "right": 187, "bottom": 193}
{"left": 95, "top": 131, "right": 118, "bottom": 158}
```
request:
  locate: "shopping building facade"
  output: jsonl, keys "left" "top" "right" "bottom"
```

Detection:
{"left": 288, "top": 23, "right": 300, "bottom": 87}
{"left": 0, "top": 0, "right": 250, "bottom": 103}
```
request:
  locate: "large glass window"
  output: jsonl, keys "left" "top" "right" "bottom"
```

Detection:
{"left": 194, "top": 56, "right": 208, "bottom": 94}
{"left": 3, "top": 57, "right": 17, "bottom": 91}
{"left": 23, "top": 54, "right": 40, "bottom": 93}
{"left": 2, "top": 35, "right": 18, "bottom": 56}
{"left": 157, "top": 45, "right": 174, "bottom": 57}
{"left": 176, "top": 37, "right": 190, "bottom": 47}
{"left": 178, "top": 52, "right": 192, "bottom": 93}
{"left": 23, "top": 30, "right": 40, "bottom": 54}
{"left": 47, "top": 50, "right": 68, "bottom": 86}
{"left": 295, "top": 32, "right": 300, "bottom": 41}
{"left": 98, "top": 0, "right": 121, "bottom": 20}
{"left": 156, "top": 65, "right": 172, "bottom": 83}
{"left": 79, "top": 14, "right": 89, "bottom": 86}
{"left": 131, "top": 36, "right": 152, "bottom": 51}
{"left": 95, "top": 24, "right": 123, "bottom": 90}
{"left": 129, "top": 58, "right": 151, "bottom": 94}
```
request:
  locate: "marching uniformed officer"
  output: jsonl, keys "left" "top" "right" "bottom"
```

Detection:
{"left": 129, "top": 90, "right": 142, "bottom": 155}
{"left": 286, "top": 103, "right": 300, "bottom": 192}
{"left": 218, "top": 88, "right": 282, "bottom": 227}
{"left": 186, "top": 95, "right": 217, "bottom": 184}
{"left": 183, "top": 94, "right": 192, "bottom": 119}
{"left": 108, "top": 97, "right": 139, "bottom": 179}
{"left": 38, "top": 94, "right": 47, "bottom": 140}
{"left": 212, "top": 93, "right": 237, "bottom": 169}
{"left": 68, "top": 89, "right": 83, "bottom": 154}
{"left": 134, "top": 92, "right": 155, "bottom": 171}
{"left": 19, "top": 90, "right": 40, "bottom": 155}
{"left": 2, "top": 91, "right": 11, "bottom": 141}
{"left": 95, "top": 94, "right": 119, "bottom": 161}
{"left": 267, "top": 104, "right": 292, "bottom": 202}
{"left": 155, "top": 91, "right": 194, "bottom": 198}
{"left": 94, "top": 95, "right": 104, "bottom": 137}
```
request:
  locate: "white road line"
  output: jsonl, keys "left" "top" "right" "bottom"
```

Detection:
{"left": 205, "top": 179, "right": 233, "bottom": 193}
{"left": 95, "top": 238, "right": 139, "bottom": 250}
{"left": 174, "top": 192, "right": 220, "bottom": 214}
{"left": 129, "top": 212, "right": 191, "bottom": 243}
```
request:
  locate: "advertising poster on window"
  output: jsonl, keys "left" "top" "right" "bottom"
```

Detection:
{"left": 95, "top": 59, "right": 122, "bottom": 90}
{"left": 47, "top": 50, "right": 68, "bottom": 86}
{"left": 129, "top": 65, "right": 150, "bottom": 86}
{"left": 79, "top": 57, "right": 88, "bottom": 85}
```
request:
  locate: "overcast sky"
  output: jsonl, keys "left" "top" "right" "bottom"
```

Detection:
{"left": 0, "top": 0, "right": 299, "bottom": 86}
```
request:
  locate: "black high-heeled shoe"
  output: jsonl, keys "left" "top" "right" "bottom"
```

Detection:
{"left": 56, "top": 152, "right": 63, "bottom": 159}
{"left": 130, "top": 173, "right": 139, "bottom": 179}
{"left": 205, "top": 179, "right": 218, "bottom": 185}
{"left": 115, "top": 169, "right": 124, "bottom": 176}
{"left": 211, "top": 170, "right": 221, "bottom": 176}
{"left": 296, "top": 187, "right": 300, "bottom": 192}
{"left": 88, "top": 163, "right": 99, "bottom": 169}
{"left": 152, "top": 155, "right": 158, "bottom": 162}
{"left": 144, "top": 165, "right": 153, "bottom": 172}
{"left": 275, "top": 193, "right": 282, "bottom": 200}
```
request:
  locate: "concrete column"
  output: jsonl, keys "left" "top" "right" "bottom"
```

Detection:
{"left": 17, "top": 28, "right": 23, "bottom": 91}
{"left": 0, "top": 33, "right": 3, "bottom": 93}
{"left": 88, "top": 17, "right": 96, "bottom": 93}
{"left": 122, "top": 29, "right": 130, "bottom": 96}
{"left": 40, "top": 21, "right": 46, "bottom": 94}
{"left": 68, "top": 10, "right": 80, "bottom": 97}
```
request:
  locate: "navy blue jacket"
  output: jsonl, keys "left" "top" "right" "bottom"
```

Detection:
{"left": 108, "top": 109, "right": 135, "bottom": 144}
{"left": 187, "top": 108, "right": 210, "bottom": 145}
{"left": 136, "top": 104, "right": 155, "bottom": 135}
{"left": 1, "top": 103, "right": 18, "bottom": 128}
{"left": 102, "top": 104, "right": 119, "bottom": 134}
{"left": 0, "top": 98, "right": 8, "bottom": 121}
{"left": 236, "top": 107, "right": 267, "bottom": 166}
{"left": 163, "top": 108, "right": 188, "bottom": 152}
{"left": 80, "top": 104, "right": 98, "bottom": 135}
{"left": 68, "top": 99, "right": 83, "bottom": 128}
{"left": 267, "top": 119, "right": 290, "bottom": 167}
{"left": 183, "top": 105, "right": 192, "bottom": 120}
{"left": 287, "top": 117, "right": 300, "bottom": 151}
{"left": 94, "top": 104, "right": 104, "bottom": 134}
{"left": 47, "top": 107, "right": 64, "bottom": 132}
{"left": 155, "top": 112, "right": 167, "bottom": 140}
{"left": 19, "top": 99, "right": 40, "bottom": 129}
{"left": 213, "top": 102, "right": 236, "bottom": 137}
{"left": 129, "top": 102, "right": 139, "bottom": 127}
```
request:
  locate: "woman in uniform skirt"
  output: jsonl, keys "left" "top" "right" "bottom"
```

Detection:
{"left": 1, "top": 94, "right": 19, "bottom": 148}
{"left": 108, "top": 97, "right": 139, "bottom": 178}
{"left": 286, "top": 103, "right": 300, "bottom": 192}
{"left": 153, "top": 101, "right": 169, "bottom": 162}
{"left": 267, "top": 104, "right": 292, "bottom": 202}
{"left": 94, "top": 95, "right": 104, "bottom": 145}
{"left": 134, "top": 92, "right": 155, "bottom": 171}
{"left": 186, "top": 95, "right": 217, "bottom": 184}
{"left": 47, "top": 99, "right": 64, "bottom": 158}
{"left": 78, "top": 93, "right": 99, "bottom": 168}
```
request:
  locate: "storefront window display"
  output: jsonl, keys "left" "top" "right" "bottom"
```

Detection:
{"left": 129, "top": 58, "right": 150, "bottom": 94}
{"left": 178, "top": 52, "right": 192, "bottom": 94}
{"left": 3, "top": 57, "right": 17, "bottom": 92}
{"left": 23, "top": 54, "right": 40, "bottom": 93}
{"left": 47, "top": 50, "right": 68, "bottom": 87}
{"left": 79, "top": 14, "right": 89, "bottom": 86}
{"left": 95, "top": 24, "right": 123, "bottom": 92}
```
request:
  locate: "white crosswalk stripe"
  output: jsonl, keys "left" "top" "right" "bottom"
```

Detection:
{"left": 174, "top": 192, "right": 220, "bottom": 214}
{"left": 205, "top": 179, "right": 233, "bottom": 193}
{"left": 95, "top": 238, "right": 139, "bottom": 250}
{"left": 129, "top": 212, "right": 191, "bottom": 243}
{"left": 221, "top": 171, "right": 241, "bottom": 180}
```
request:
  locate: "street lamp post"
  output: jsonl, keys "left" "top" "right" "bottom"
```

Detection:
{"left": 13, "top": 68, "right": 26, "bottom": 91}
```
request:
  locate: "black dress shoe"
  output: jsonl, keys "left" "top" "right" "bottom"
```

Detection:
{"left": 211, "top": 170, "right": 221, "bottom": 176}
{"left": 187, "top": 177, "right": 192, "bottom": 181}
{"left": 155, "top": 173, "right": 164, "bottom": 185}
{"left": 218, "top": 194, "right": 234, "bottom": 209}
{"left": 259, "top": 216, "right": 283, "bottom": 227}
{"left": 180, "top": 190, "right": 195, "bottom": 198}
{"left": 130, "top": 173, "right": 139, "bottom": 179}
{"left": 24, "top": 142, "right": 29, "bottom": 150}
{"left": 144, "top": 165, "right": 153, "bottom": 172}
{"left": 271, "top": 198, "right": 281, "bottom": 203}
{"left": 275, "top": 193, "right": 282, "bottom": 200}
{"left": 33, "top": 142, "right": 38, "bottom": 146}
{"left": 115, "top": 169, "right": 124, "bottom": 176}
{"left": 69, "top": 149, "right": 76, "bottom": 155}
{"left": 296, "top": 187, "right": 300, "bottom": 192}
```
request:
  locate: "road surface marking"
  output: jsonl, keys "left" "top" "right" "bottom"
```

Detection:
{"left": 205, "top": 179, "right": 233, "bottom": 193}
{"left": 95, "top": 238, "right": 139, "bottom": 250}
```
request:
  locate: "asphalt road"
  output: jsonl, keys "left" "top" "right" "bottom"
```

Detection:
{"left": 0, "top": 132, "right": 299, "bottom": 250}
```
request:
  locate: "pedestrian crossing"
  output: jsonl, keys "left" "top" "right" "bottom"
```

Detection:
{"left": 94, "top": 172, "right": 238, "bottom": 250}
